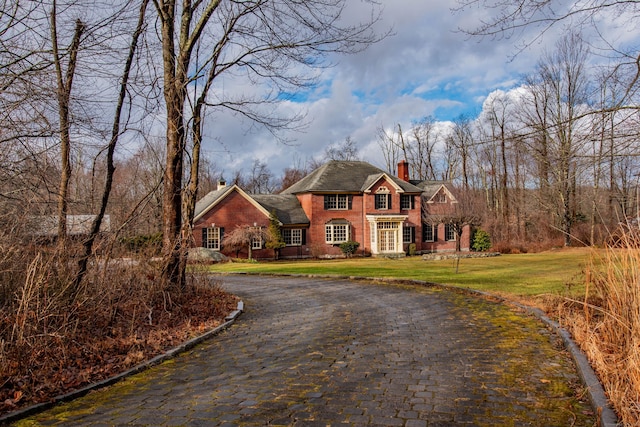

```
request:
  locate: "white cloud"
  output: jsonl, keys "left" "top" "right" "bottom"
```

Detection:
{"left": 198, "top": 0, "right": 639, "bottom": 179}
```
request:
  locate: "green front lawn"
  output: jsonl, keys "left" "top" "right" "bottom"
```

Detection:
{"left": 208, "top": 247, "right": 596, "bottom": 297}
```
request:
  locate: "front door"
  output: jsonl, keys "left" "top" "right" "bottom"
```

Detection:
{"left": 377, "top": 221, "right": 398, "bottom": 253}
{"left": 378, "top": 228, "right": 396, "bottom": 252}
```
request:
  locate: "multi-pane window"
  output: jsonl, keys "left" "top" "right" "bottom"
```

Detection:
{"left": 202, "top": 227, "right": 221, "bottom": 250}
{"left": 400, "top": 194, "right": 414, "bottom": 210}
{"left": 282, "top": 229, "right": 303, "bottom": 246}
{"left": 375, "top": 193, "right": 391, "bottom": 210}
{"left": 445, "top": 223, "right": 456, "bottom": 241}
{"left": 324, "top": 194, "right": 349, "bottom": 210}
{"left": 423, "top": 224, "right": 437, "bottom": 242}
{"left": 326, "top": 223, "right": 349, "bottom": 244}
{"left": 434, "top": 192, "right": 447, "bottom": 203}
{"left": 403, "top": 226, "right": 415, "bottom": 243}
{"left": 377, "top": 221, "right": 397, "bottom": 230}
{"left": 251, "top": 236, "right": 262, "bottom": 250}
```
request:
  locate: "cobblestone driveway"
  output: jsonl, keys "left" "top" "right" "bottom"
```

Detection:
{"left": 16, "top": 275, "right": 596, "bottom": 426}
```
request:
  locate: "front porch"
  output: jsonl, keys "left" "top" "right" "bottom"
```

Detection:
{"left": 366, "top": 214, "right": 408, "bottom": 258}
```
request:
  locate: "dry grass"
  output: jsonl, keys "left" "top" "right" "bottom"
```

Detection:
{"left": 558, "top": 233, "right": 640, "bottom": 426}
{"left": 0, "top": 239, "right": 238, "bottom": 415}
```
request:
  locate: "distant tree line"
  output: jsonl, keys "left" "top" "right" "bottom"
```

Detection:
{"left": 378, "top": 32, "right": 640, "bottom": 249}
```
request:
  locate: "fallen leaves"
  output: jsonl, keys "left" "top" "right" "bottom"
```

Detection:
{"left": 0, "top": 283, "right": 238, "bottom": 416}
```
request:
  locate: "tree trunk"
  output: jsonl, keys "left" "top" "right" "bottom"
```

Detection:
{"left": 74, "top": 0, "right": 149, "bottom": 291}
{"left": 158, "top": 0, "right": 189, "bottom": 291}
{"left": 51, "top": 7, "right": 85, "bottom": 248}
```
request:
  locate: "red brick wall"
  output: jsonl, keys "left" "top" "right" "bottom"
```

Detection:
{"left": 193, "top": 190, "right": 269, "bottom": 249}
{"left": 303, "top": 193, "right": 367, "bottom": 256}
{"left": 419, "top": 222, "right": 471, "bottom": 253}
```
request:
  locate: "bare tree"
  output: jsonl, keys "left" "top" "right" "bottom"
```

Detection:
{"left": 480, "top": 91, "right": 520, "bottom": 240}
{"left": 153, "top": 0, "right": 385, "bottom": 290}
{"left": 324, "top": 136, "right": 360, "bottom": 161}
{"left": 73, "top": 0, "right": 150, "bottom": 291}
{"left": 448, "top": 115, "right": 476, "bottom": 190}
{"left": 422, "top": 186, "right": 483, "bottom": 272}
{"left": 278, "top": 166, "right": 308, "bottom": 193}
{"left": 408, "top": 117, "right": 440, "bottom": 181}
{"left": 223, "top": 225, "right": 270, "bottom": 260}
{"left": 50, "top": 4, "right": 85, "bottom": 244}
{"left": 245, "top": 159, "right": 276, "bottom": 194}
{"left": 376, "top": 124, "right": 403, "bottom": 175}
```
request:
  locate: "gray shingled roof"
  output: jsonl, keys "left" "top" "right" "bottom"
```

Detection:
{"left": 194, "top": 162, "right": 442, "bottom": 227}
{"left": 411, "top": 180, "right": 457, "bottom": 199}
{"left": 281, "top": 160, "right": 424, "bottom": 194}
{"left": 194, "top": 186, "right": 310, "bottom": 226}
{"left": 252, "top": 194, "right": 310, "bottom": 225}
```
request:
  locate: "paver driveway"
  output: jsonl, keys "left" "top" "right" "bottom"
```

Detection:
{"left": 16, "top": 275, "right": 596, "bottom": 426}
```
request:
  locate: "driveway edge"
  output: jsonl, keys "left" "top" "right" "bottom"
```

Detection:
{"left": 0, "top": 301, "right": 244, "bottom": 426}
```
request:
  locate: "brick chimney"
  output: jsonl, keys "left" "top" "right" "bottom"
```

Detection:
{"left": 398, "top": 160, "right": 410, "bottom": 182}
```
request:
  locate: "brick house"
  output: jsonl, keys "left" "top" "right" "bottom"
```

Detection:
{"left": 192, "top": 160, "right": 470, "bottom": 259}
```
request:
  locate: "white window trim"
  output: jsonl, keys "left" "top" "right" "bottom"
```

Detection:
{"left": 325, "top": 194, "right": 349, "bottom": 210}
{"left": 375, "top": 186, "right": 391, "bottom": 210}
{"left": 400, "top": 194, "right": 413, "bottom": 210}
{"left": 251, "top": 236, "right": 263, "bottom": 249}
{"left": 283, "top": 229, "right": 303, "bottom": 246}
{"left": 204, "top": 227, "right": 221, "bottom": 250}
{"left": 423, "top": 224, "right": 436, "bottom": 242}
{"left": 445, "top": 223, "right": 456, "bottom": 241}
{"left": 325, "top": 223, "right": 349, "bottom": 244}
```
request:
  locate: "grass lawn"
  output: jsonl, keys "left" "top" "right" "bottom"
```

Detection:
{"left": 207, "top": 247, "right": 596, "bottom": 298}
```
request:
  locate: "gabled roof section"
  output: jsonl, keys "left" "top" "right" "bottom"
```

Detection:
{"left": 193, "top": 185, "right": 272, "bottom": 223}
{"left": 252, "top": 194, "right": 310, "bottom": 226}
{"left": 362, "top": 173, "right": 407, "bottom": 193}
{"left": 281, "top": 160, "right": 423, "bottom": 194}
{"left": 412, "top": 180, "right": 458, "bottom": 202}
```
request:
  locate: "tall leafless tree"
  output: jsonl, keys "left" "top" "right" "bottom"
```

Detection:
{"left": 520, "top": 33, "right": 591, "bottom": 246}
{"left": 50, "top": 3, "right": 85, "bottom": 245}
{"left": 153, "top": 0, "right": 385, "bottom": 290}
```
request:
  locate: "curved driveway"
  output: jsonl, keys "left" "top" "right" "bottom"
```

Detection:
{"left": 19, "top": 275, "right": 596, "bottom": 426}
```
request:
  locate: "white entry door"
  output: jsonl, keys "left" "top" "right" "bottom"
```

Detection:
{"left": 377, "top": 221, "right": 399, "bottom": 253}
{"left": 378, "top": 229, "right": 396, "bottom": 252}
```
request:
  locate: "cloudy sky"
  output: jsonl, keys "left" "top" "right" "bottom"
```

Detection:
{"left": 197, "top": 0, "right": 633, "bottom": 181}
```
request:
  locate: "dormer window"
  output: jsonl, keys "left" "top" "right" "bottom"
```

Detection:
{"left": 434, "top": 192, "right": 447, "bottom": 203}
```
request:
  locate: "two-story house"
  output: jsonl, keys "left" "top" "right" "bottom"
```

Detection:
{"left": 192, "top": 160, "right": 469, "bottom": 259}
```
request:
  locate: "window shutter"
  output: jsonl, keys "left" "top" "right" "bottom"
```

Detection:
{"left": 324, "top": 195, "right": 329, "bottom": 210}
{"left": 201, "top": 228, "right": 207, "bottom": 247}
{"left": 411, "top": 227, "right": 415, "bottom": 242}
{"left": 433, "top": 224, "right": 438, "bottom": 241}
{"left": 220, "top": 227, "right": 225, "bottom": 248}
{"left": 348, "top": 195, "right": 352, "bottom": 210}
{"left": 301, "top": 229, "right": 306, "bottom": 245}
{"left": 410, "top": 195, "right": 415, "bottom": 209}
{"left": 388, "top": 194, "right": 392, "bottom": 209}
